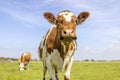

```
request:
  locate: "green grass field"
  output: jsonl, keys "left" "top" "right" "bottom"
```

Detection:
{"left": 0, "top": 61, "right": 120, "bottom": 80}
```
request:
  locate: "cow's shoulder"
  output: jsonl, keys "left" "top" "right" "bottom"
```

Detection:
{"left": 45, "top": 25, "right": 57, "bottom": 53}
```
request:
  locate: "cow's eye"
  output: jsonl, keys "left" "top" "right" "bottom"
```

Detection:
{"left": 56, "top": 20, "right": 58, "bottom": 24}
{"left": 71, "top": 19, "right": 78, "bottom": 24}
{"left": 75, "top": 20, "right": 78, "bottom": 24}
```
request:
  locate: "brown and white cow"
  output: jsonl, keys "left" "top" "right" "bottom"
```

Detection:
{"left": 38, "top": 10, "right": 89, "bottom": 80}
{"left": 18, "top": 52, "right": 31, "bottom": 71}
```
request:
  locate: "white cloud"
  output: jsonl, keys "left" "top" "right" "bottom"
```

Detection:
{"left": 105, "top": 40, "right": 120, "bottom": 53}
{"left": 0, "top": 0, "right": 46, "bottom": 28}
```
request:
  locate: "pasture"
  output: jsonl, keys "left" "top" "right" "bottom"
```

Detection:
{"left": 0, "top": 61, "right": 120, "bottom": 80}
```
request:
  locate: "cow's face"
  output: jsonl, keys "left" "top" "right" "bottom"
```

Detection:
{"left": 44, "top": 10, "right": 89, "bottom": 44}
{"left": 19, "top": 63, "right": 24, "bottom": 71}
{"left": 56, "top": 11, "right": 77, "bottom": 43}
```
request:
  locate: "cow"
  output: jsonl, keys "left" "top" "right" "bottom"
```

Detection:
{"left": 18, "top": 52, "right": 31, "bottom": 71}
{"left": 38, "top": 10, "right": 89, "bottom": 80}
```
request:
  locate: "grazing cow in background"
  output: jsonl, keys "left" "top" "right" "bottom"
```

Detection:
{"left": 38, "top": 10, "right": 89, "bottom": 80}
{"left": 18, "top": 52, "right": 31, "bottom": 71}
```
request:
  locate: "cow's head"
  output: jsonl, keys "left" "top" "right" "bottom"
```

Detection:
{"left": 19, "top": 63, "right": 24, "bottom": 71}
{"left": 44, "top": 10, "right": 89, "bottom": 44}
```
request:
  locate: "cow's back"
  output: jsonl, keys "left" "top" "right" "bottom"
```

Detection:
{"left": 21, "top": 52, "right": 31, "bottom": 62}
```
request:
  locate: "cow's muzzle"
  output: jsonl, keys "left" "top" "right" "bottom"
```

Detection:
{"left": 60, "top": 36, "right": 77, "bottom": 41}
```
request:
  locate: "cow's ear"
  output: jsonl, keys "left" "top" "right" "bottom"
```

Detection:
{"left": 77, "top": 12, "right": 89, "bottom": 25}
{"left": 44, "top": 12, "right": 56, "bottom": 24}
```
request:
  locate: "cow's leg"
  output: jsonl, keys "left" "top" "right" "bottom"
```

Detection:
{"left": 43, "top": 65, "right": 47, "bottom": 80}
{"left": 55, "top": 70, "right": 59, "bottom": 80}
{"left": 26, "top": 62, "right": 30, "bottom": 70}
{"left": 64, "top": 58, "right": 73, "bottom": 80}
{"left": 24, "top": 62, "right": 29, "bottom": 70}
{"left": 46, "top": 58, "right": 56, "bottom": 80}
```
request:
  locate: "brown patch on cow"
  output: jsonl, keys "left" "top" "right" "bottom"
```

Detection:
{"left": 39, "top": 48, "right": 43, "bottom": 58}
{"left": 53, "top": 37, "right": 66, "bottom": 59}
{"left": 60, "top": 43, "right": 67, "bottom": 59}
{"left": 61, "top": 41, "right": 74, "bottom": 59}
{"left": 43, "top": 29, "right": 50, "bottom": 46}
{"left": 20, "top": 52, "right": 31, "bottom": 64}
{"left": 46, "top": 26, "right": 57, "bottom": 54}
{"left": 25, "top": 53, "right": 31, "bottom": 62}
{"left": 54, "top": 39, "right": 75, "bottom": 60}
{"left": 69, "top": 42, "right": 74, "bottom": 50}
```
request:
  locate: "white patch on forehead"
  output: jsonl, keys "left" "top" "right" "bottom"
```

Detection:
{"left": 58, "top": 11, "right": 74, "bottom": 22}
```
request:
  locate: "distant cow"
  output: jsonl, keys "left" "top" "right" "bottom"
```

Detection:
{"left": 38, "top": 10, "right": 89, "bottom": 80}
{"left": 18, "top": 52, "right": 31, "bottom": 71}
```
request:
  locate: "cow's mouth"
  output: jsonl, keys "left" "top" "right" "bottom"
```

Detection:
{"left": 60, "top": 36, "right": 77, "bottom": 42}
{"left": 60, "top": 36, "right": 77, "bottom": 45}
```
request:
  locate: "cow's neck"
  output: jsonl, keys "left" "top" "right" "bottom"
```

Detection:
{"left": 54, "top": 35, "right": 70, "bottom": 60}
{"left": 20, "top": 57, "right": 25, "bottom": 64}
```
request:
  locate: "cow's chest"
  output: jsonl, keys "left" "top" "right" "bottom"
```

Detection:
{"left": 47, "top": 49, "right": 74, "bottom": 72}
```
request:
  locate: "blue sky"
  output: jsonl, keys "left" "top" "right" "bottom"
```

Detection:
{"left": 0, "top": 0, "right": 120, "bottom": 60}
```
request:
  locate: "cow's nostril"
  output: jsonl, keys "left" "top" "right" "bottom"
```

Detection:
{"left": 63, "top": 31, "right": 66, "bottom": 34}
{"left": 71, "top": 30, "right": 74, "bottom": 34}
